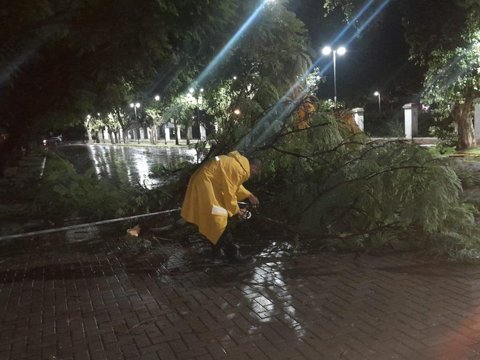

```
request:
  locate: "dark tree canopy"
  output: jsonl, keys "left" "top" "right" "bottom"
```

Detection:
{"left": 0, "top": 0, "right": 243, "bottom": 143}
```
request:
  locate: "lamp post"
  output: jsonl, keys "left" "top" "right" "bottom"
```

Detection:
{"left": 155, "top": 93, "right": 169, "bottom": 145}
{"left": 373, "top": 91, "right": 381, "bottom": 112}
{"left": 129, "top": 102, "right": 141, "bottom": 119}
{"left": 129, "top": 102, "right": 141, "bottom": 143}
{"left": 150, "top": 95, "right": 161, "bottom": 144}
{"left": 322, "top": 46, "right": 347, "bottom": 106}
{"left": 189, "top": 87, "right": 204, "bottom": 140}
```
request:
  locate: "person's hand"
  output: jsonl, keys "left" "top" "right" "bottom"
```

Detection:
{"left": 238, "top": 208, "right": 251, "bottom": 220}
{"left": 248, "top": 194, "right": 259, "bottom": 208}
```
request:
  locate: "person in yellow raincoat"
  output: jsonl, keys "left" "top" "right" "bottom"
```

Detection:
{"left": 181, "top": 151, "right": 260, "bottom": 262}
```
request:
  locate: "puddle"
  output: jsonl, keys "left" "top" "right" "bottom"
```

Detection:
{"left": 0, "top": 231, "right": 301, "bottom": 285}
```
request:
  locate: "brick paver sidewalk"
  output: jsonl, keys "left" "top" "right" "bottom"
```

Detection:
{"left": 2, "top": 239, "right": 480, "bottom": 360}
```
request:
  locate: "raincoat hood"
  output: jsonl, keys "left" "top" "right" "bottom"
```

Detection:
{"left": 227, "top": 151, "right": 250, "bottom": 180}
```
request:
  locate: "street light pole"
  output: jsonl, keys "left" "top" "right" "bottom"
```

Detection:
{"left": 130, "top": 102, "right": 141, "bottom": 143}
{"left": 333, "top": 50, "right": 337, "bottom": 106}
{"left": 197, "top": 87, "right": 204, "bottom": 123}
{"left": 322, "top": 46, "right": 347, "bottom": 107}
{"left": 189, "top": 87, "right": 204, "bottom": 144}
{"left": 374, "top": 91, "right": 381, "bottom": 112}
{"left": 130, "top": 102, "right": 140, "bottom": 119}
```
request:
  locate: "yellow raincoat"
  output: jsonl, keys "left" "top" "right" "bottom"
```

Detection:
{"left": 181, "top": 151, "right": 252, "bottom": 244}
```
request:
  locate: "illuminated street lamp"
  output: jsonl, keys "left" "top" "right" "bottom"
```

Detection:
{"left": 321, "top": 46, "right": 347, "bottom": 106}
{"left": 154, "top": 95, "right": 160, "bottom": 101}
{"left": 129, "top": 102, "right": 141, "bottom": 119}
{"left": 189, "top": 86, "right": 203, "bottom": 96}
{"left": 374, "top": 91, "right": 381, "bottom": 112}
{"left": 233, "top": 109, "right": 241, "bottom": 116}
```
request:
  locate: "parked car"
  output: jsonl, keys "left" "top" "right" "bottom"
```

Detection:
{"left": 43, "top": 135, "right": 62, "bottom": 147}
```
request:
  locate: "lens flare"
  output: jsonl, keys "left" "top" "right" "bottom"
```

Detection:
{"left": 235, "top": 0, "right": 393, "bottom": 153}
{"left": 195, "top": 0, "right": 272, "bottom": 87}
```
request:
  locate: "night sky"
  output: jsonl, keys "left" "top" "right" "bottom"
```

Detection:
{"left": 290, "top": 0, "right": 423, "bottom": 110}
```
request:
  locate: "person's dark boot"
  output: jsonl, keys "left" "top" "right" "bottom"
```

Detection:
{"left": 211, "top": 242, "right": 224, "bottom": 263}
{"left": 220, "top": 237, "right": 252, "bottom": 264}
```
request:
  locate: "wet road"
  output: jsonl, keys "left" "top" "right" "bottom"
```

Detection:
{"left": 2, "top": 235, "right": 480, "bottom": 360}
{"left": 57, "top": 144, "right": 198, "bottom": 188}
{"left": 3, "top": 147, "right": 480, "bottom": 358}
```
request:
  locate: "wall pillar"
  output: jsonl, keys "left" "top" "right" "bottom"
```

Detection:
{"left": 164, "top": 125, "right": 171, "bottom": 142}
{"left": 187, "top": 126, "right": 193, "bottom": 140}
{"left": 200, "top": 125, "right": 207, "bottom": 140}
{"left": 351, "top": 108, "right": 364, "bottom": 131}
{"left": 403, "top": 103, "right": 418, "bottom": 139}
{"left": 176, "top": 125, "right": 182, "bottom": 140}
{"left": 474, "top": 98, "right": 480, "bottom": 145}
{"left": 102, "top": 129, "right": 109, "bottom": 142}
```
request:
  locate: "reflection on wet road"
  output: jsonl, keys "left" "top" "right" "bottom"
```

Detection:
{"left": 58, "top": 144, "right": 197, "bottom": 188}
{"left": 244, "top": 262, "right": 306, "bottom": 338}
{"left": 3, "top": 234, "right": 480, "bottom": 359}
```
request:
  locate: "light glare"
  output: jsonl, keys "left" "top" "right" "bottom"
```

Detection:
{"left": 337, "top": 47, "right": 347, "bottom": 56}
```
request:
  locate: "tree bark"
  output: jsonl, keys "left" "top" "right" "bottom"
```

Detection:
{"left": 174, "top": 119, "right": 179, "bottom": 145}
{"left": 121, "top": 127, "right": 128, "bottom": 144}
{"left": 454, "top": 99, "right": 475, "bottom": 150}
{"left": 98, "top": 129, "right": 104, "bottom": 143}
{"left": 86, "top": 129, "right": 93, "bottom": 144}
{"left": 186, "top": 126, "right": 191, "bottom": 145}
{"left": 151, "top": 125, "right": 157, "bottom": 145}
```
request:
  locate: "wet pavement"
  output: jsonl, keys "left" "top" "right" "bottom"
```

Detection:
{"left": 2, "top": 235, "right": 480, "bottom": 360}
{"left": 57, "top": 144, "right": 197, "bottom": 189}
{"left": 3, "top": 149, "right": 480, "bottom": 359}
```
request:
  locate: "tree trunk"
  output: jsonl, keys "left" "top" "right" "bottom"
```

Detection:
{"left": 114, "top": 107, "right": 125, "bottom": 144}
{"left": 98, "top": 129, "right": 104, "bottom": 143}
{"left": 86, "top": 129, "right": 93, "bottom": 144}
{"left": 454, "top": 99, "right": 475, "bottom": 150}
{"left": 122, "top": 127, "right": 128, "bottom": 144}
{"left": 174, "top": 119, "right": 179, "bottom": 145}
{"left": 151, "top": 125, "right": 157, "bottom": 145}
